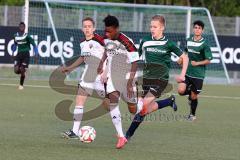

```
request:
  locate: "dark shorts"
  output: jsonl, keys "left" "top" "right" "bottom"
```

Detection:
{"left": 142, "top": 78, "right": 168, "bottom": 98}
{"left": 14, "top": 52, "right": 30, "bottom": 68}
{"left": 185, "top": 75, "right": 204, "bottom": 94}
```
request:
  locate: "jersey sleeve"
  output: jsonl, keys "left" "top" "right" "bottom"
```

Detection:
{"left": 27, "top": 35, "right": 36, "bottom": 47}
{"left": 92, "top": 34, "right": 105, "bottom": 57}
{"left": 118, "top": 33, "right": 139, "bottom": 63}
{"left": 168, "top": 41, "right": 183, "bottom": 57}
{"left": 126, "top": 42, "right": 139, "bottom": 63}
{"left": 203, "top": 42, "right": 213, "bottom": 60}
{"left": 93, "top": 33, "right": 105, "bottom": 46}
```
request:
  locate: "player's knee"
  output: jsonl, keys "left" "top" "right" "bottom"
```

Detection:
{"left": 127, "top": 103, "right": 136, "bottom": 114}
{"left": 190, "top": 93, "right": 198, "bottom": 100}
{"left": 177, "top": 83, "right": 187, "bottom": 95}
{"left": 20, "top": 66, "right": 26, "bottom": 73}
{"left": 109, "top": 91, "right": 120, "bottom": 103}
{"left": 14, "top": 66, "right": 20, "bottom": 74}
{"left": 140, "top": 103, "right": 148, "bottom": 116}
{"left": 101, "top": 98, "right": 110, "bottom": 111}
{"left": 178, "top": 87, "right": 186, "bottom": 95}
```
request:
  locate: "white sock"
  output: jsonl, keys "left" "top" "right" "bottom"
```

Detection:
{"left": 136, "top": 99, "right": 144, "bottom": 114}
{"left": 109, "top": 103, "right": 124, "bottom": 137}
{"left": 72, "top": 106, "right": 84, "bottom": 135}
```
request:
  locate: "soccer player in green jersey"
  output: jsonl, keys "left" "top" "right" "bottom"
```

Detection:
{"left": 125, "top": 15, "right": 188, "bottom": 140}
{"left": 177, "top": 20, "right": 212, "bottom": 121}
{"left": 11, "top": 22, "right": 38, "bottom": 90}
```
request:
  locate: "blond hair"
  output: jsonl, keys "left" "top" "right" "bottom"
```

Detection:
{"left": 151, "top": 15, "right": 166, "bottom": 27}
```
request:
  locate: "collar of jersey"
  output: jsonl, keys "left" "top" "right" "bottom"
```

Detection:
{"left": 191, "top": 36, "right": 204, "bottom": 42}
{"left": 17, "top": 32, "right": 27, "bottom": 36}
{"left": 85, "top": 38, "right": 92, "bottom": 42}
{"left": 152, "top": 35, "right": 165, "bottom": 41}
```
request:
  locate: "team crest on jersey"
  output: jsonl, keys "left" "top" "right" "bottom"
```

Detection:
{"left": 89, "top": 43, "right": 93, "bottom": 49}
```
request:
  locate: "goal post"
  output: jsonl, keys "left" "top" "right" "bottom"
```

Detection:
{"left": 24, "top": 0, "right": 29, "bottom": 33}
{"left": 26, "top": 0, "right": 230, "bottom": 83}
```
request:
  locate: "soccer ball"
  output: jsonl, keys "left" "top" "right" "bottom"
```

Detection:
{"left": 79, "top": 126, "right": 96, "bottom": 143}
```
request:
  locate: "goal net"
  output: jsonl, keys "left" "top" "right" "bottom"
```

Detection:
{"left": 25, "top": 0, "right": 229, "bottom": 83}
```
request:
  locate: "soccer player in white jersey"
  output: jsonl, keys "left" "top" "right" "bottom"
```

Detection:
{"left": 97, "top": 15, "right": 139, "bottom": 149}
{"left": 61, "top": 17, "right": 106, "bottom": 139}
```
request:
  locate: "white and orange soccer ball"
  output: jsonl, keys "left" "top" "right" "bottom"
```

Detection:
{"left": 79, "top": 126, "right": 96, "bottom": 143}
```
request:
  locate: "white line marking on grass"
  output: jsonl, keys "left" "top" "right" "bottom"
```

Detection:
{"left": 0, "top": 83, "right": 76, "bottom": 90}
{"left": 199, "top": 95, "right": 240, "bottom": 100}
{"left": 172, "top": 93, "right": 240, "bottom": 100}
{"left": 0, "top": 83, "right": 50, "bottom": 88}
{"left": 1, "top": 83, "right": 240, "bottom": 100}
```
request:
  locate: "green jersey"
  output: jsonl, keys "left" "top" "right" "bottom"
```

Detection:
{"left": 139, "top": 35, "right": 183, "bottom": 80}
{"left": 14, "top": 32, "right": 36, "bottom": 53}
{"left": 186, "top": 36, "right": 213, "bottom": 79}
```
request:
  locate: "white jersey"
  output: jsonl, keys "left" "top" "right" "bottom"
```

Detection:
{"left": 104, "top": 33, "right": 139, "bottom": 101}
{"left": 104, "top": 32, "right": 139, "bottom": 77}
{"left": 80, "top": 34, "right": 105, "bottom": 60}
{"left": 78, "top": 33, "right": 105, "bottom": 96}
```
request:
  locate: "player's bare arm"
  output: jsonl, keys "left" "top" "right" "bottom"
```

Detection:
{"left": 61, "top": 56, "right": 84, "bottom": 73}
{"left": 127, "top": 61, "right": 138, "bottom": 98}
{"left": 97, "top": 52, "right": 107, "bottom": 74}
{"left": 176, "top": 53, "right": 188, "bottom": 83}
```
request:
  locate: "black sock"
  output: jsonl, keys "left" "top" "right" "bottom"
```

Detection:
{"left": 190, "top": 99, "right": 198, "bottom": 116}
{"left": 155, "top": 96, "right": 173, "bottom": 110}
{"left": 126, "top": 113, "right": 145, "bottom": 139}
{"left": 20, "top": 75, "right": 25, "bottom": 86}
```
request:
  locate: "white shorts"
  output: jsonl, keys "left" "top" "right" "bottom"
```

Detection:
{"left": 79, "top": 75, "right": 138, "bottom": 103}
{"left": 79, "top": 75, "right": 105, "bottom": 98}
{"left": 103, "top": 76, "right": 138, "bottom": 104}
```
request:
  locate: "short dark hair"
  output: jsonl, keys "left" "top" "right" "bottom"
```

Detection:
{"left": 19, "top": 22, "right": 25, "bottom": 26}
{"left": 193, "top": 20, "right": 204, "bottom": 29}
{"left": 82, "top": 17, "right": 95, "bottom": 26}
{"left": 103, "top": 15, "right": 119, "bottom": 28}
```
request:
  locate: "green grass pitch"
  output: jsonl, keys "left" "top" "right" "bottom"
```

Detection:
{"left": 0, "top": 79, "right": 240, "bottom": 160}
